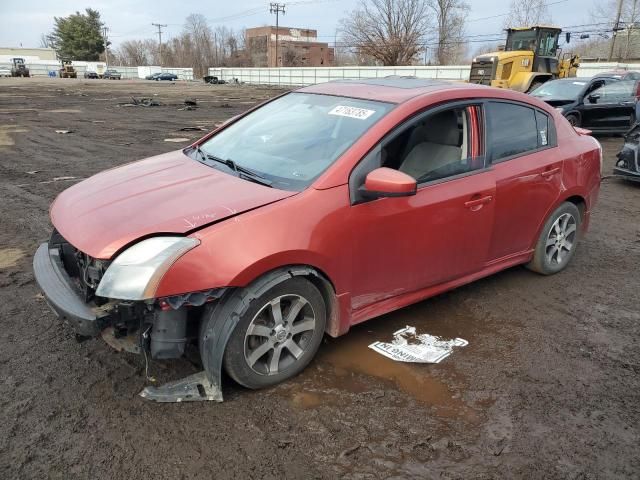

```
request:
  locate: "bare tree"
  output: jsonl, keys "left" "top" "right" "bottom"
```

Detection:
{"left": 428, "top": 0, "right": 469, "bottom": 65}
{"left": 339, "top": 0, "right": 432, "bottom": 66}
{"left": 504, "top": 0, "right": 551, "bottom": 28}
{"left": 592, "top": 0, "right": 640, "bottom": 60}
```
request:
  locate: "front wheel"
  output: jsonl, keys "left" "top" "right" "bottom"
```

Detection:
{"left": 527, "top": 202, "right": 581, "bottom": 275}
{"left": 217, "top": 277, "right": 326, "bottom": 389}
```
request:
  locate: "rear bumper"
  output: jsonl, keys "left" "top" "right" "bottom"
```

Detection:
{"left": 33, "top": 243, "right": 104, "bottom": 337}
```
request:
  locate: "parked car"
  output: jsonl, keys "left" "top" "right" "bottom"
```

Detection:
{"left": 593, "top": 69, "right": 640, "bottom": 81}
{"left": 155, "top": 72, "right": 178, "bottom": 81}
{"left": 33, "top": 78, "right": 602, "bottom": 402}
{"left": 0, "top": 67, "right": 11, "bottom": 77}
{"left": 103, "top": 69, "right": 121, "bottom": 80}
{"left": 531, "top": 77, "right": 638, "bottom": 133}
{"left": 145, "top": 72, "right": 161, "bottom": 80}
{"left": 84, "top": 70, "right": 99, "bottom": 79}
{"left": 614, "top": 123, "right": 640, "bottom": 181}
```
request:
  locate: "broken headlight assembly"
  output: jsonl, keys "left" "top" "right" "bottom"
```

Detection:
{"left": 96, "top": 236, "right": 200, "bottom": 300}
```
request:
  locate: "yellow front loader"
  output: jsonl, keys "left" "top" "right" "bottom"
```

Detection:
{"left": 469, "top": 26, "right": 580, "bottom": 93}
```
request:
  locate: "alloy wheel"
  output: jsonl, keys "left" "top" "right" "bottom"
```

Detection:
{"left": 545, "top": 213, "right": 577, "bottom": 266}
{"left": 244, "top": 294, "right": 316, "bottom": 375}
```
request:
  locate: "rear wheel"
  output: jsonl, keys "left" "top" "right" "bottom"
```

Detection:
{"left": 527, "top": 202, "right": 581, "bottom": 275}
{"left": 220, "top": 277, "right": 326, "bottom": 389}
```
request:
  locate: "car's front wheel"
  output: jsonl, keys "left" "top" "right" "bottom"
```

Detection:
{"left": 527, "top": 202, "right": 581, "bottom": 275}
{"left": 213, "top": 277, "right": 326, "bottom": 389}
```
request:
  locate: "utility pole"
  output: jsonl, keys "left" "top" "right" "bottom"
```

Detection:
{"left": 152, "top": 22, "right": 168, "bottom": 67}
{"left": 608, "top": 0, "right": 625, "bottom": 61}
{"left": 102, "top": 27, "right": 109, "bottom": 68}
{"left": 269, "top": 3, "right": 285, "bottom": 67}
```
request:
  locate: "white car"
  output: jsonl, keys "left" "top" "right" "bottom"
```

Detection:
{"left": 0, "top": 67, "right": 11, "bottom": 77}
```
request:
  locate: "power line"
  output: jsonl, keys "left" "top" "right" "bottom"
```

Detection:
{"left": 467, "top": 0, "right": 570, "bottom": 23}
{"left": 270, "top": 3, "right": 286, "bottom": 67}
{"left": 152, "top": 23, "right": 168, "bottom": 67}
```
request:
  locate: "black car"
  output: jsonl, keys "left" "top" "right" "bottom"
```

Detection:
{"left": 84, "top": 71, "right": 99, "bottom": 79}
{"left": 531, "top": 77, "right": 639, "bottom": 133}
{"left": 615, "top": 123, "right": 640, "bottom": 181}
{"left": 103, "top": 69, "right": 122, "bottom": 80}
{"left": 145, "top": 72, "right": 161, "bottom": 80}
{"left": 155, "top": 73, "right": 178, "bottom": 81}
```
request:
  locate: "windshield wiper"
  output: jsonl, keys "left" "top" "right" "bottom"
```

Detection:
{"left": 196, "top": 148, "right": 273, "bottom": 188}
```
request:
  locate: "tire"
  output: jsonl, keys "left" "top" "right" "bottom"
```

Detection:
{"left": 565, "top": 113, "right": 580, "bottom": 127}
{"left": 527, "top": 202, "right": 581, "bottom": 275}
{"left": 527, "top": 80, "right": 545, "bottom": 93}
{"left": 218, "top": 276, "right": 326, "bottom": 389}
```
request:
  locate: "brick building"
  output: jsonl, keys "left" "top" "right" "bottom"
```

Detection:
{"left": 246, "top": 26, "right": 334, "bottom": 67}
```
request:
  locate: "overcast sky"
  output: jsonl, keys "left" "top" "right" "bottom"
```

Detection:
{"left": 0, "top": 0, "right": 601, "bottom": 54}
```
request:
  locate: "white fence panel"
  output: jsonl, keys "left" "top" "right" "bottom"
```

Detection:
{"left": 209, "top": 62, "right": 640, "bottom": 87}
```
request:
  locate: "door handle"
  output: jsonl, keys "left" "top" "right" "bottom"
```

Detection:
{"left": 540, "top": 167, "right": 560, "bottom": 179}
{"left": 464, "top": 195, "right": 493, "bottom": 209}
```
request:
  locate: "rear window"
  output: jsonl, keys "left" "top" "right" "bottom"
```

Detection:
{"left": 487, "top": 102, "right": 539, "bottom": 162}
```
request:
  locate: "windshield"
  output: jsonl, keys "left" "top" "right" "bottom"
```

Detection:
{"left": 506, "top": 30, "right": 537, "bottom": 51}
{"left": 531, "top": 80, "right": 587, "bottom": 100}
{"left": 197, "top": 92, "right": 393, "bottom": 191}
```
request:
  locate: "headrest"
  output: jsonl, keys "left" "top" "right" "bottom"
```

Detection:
{"left": 423, "top": 110, "right": 460, "bottom": 146}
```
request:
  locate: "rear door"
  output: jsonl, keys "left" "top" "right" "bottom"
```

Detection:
{"left": 485, "top": 101, "right": 562, "bottom": 261}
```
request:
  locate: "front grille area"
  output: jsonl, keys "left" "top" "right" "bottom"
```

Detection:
{"left": 49, "top": 230, "right": 110, "bottom": 303}
{"left": 469, "top": 59, "right": 495, "bottom": 85}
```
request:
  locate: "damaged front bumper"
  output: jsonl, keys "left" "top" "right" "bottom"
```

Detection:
{"left": 33, "top": 243, "right": 107, "bottom": 337}
{"left": 33, "top": 241, "right": 227, "bottom": 403}
{"left": 615, "top": 124, "right": 640, "bottom": 182}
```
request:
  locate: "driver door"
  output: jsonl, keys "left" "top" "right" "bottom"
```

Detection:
{"left": 347, "top": 103, "right": 496, "bottom": 311}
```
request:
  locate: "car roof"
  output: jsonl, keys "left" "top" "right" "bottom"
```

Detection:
{"left": 298, "top": 77, "right": 495, "bottom": 104}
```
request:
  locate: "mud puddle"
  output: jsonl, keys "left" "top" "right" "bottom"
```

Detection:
{"left": 290, "top": 294, "right": 486, "bottom": 420}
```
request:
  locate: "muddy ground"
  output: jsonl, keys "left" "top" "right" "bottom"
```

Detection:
{"left": 0, "top": 77, "right": 638, "bottom": 479}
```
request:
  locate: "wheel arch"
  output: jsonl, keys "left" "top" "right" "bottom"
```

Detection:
{"left": 199, "top": 264, "right": 341, "bottom": 395}
{"left": 233, "top": 264, "right": 341, "bottom": 338}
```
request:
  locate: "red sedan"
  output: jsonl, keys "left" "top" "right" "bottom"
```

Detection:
{"left": 33, "top": 78, "right": 602, "bottom": 402}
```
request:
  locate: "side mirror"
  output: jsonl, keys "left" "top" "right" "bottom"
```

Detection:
{"left": 361, "top": 167, "right": 417, "bottom": 199}
{"left": 587, "top": 93, "right": 600, "bottom": 103}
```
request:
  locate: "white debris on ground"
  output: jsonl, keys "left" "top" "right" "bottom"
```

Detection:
{"left": 368, "top": 326, "right": 468, "bottom": 363}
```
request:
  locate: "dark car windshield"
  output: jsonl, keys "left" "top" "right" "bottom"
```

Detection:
{"left": 531, "top": 80, "right": 588, "bottom": 100}
{"left": 197, "top": 92, "right": 393, "bottom": 190}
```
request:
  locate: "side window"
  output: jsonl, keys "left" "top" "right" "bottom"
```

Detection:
{"left": 379, "top": 106, "right": 484, "bottom": 184}
{"left": 535, "top": 110, "right": 550, "bottom": 147}
{"left": 589, "top": 81, "right": 635, "bottom": 104}
{"left": 487, "top": 102, "right": 539, "bottom": 162}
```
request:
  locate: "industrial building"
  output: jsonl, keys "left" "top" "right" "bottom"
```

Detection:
{"left": 245, "top": 26, "right": 334, "bottom": 67}
{"left": 0, "top": 47, "right": 57, "bottom": 62}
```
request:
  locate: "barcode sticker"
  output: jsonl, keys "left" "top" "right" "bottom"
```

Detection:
{"left": 328, "top": 105, "right": 376, "bottom": 120}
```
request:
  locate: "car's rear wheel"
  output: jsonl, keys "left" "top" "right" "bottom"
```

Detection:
{"left": 527, "top": 202, "right": 581, "bottom": 275}
{"left": 565, "top": 113, "right": 580, "bottom": 127}
{"left": 219, "top": 277, "right": 326, "bottom": 389}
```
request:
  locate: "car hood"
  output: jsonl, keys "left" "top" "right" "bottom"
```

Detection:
{"left": 51, "top": 150, "right": 297, "bottom": 259}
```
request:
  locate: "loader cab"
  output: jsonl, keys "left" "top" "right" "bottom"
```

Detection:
{"left": 505, "top": 27, "right": 561, "bottom": 74}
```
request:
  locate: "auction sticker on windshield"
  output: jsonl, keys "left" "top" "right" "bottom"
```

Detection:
{"left": 329, "top": 105, "right": 376, "bottom": 120}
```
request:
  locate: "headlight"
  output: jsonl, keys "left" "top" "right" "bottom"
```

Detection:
{"left": 96, "top": 236, "right": 200, "bottom": 300}
{"left": 555, "top": 107, "right": 565, "bottom": 112}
